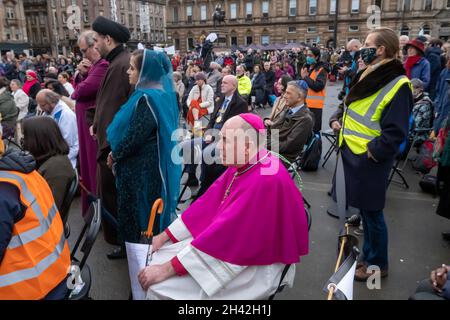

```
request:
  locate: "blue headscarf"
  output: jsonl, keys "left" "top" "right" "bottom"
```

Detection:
{"left": 107, "top": 49, "right": 181, "bottom": 232}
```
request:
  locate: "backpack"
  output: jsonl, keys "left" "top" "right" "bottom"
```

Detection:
{"left": 300, "top": 133, "right": 322, "bottom": 171}
{"left": 412, "top": 140, "right": 437, "bottom": 174}
{"left": 419, "top": 174, "right": 439, "bottom": 196}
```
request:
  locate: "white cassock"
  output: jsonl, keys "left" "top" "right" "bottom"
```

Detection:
{"left": 146, "top": 219, "right": 296, "bottom": 300}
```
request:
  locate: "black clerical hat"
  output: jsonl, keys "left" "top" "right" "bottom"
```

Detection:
{"left": 92, "top": 16, "right": 131, "bottom": 44}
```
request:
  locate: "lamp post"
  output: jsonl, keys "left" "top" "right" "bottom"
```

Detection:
{"left": 333, "top": 0, "right": 339, "bottom": 49}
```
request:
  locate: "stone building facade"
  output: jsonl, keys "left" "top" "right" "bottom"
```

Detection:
{"left": 165, "top": 0, "right": 450, "bottom": 52}
{"left": 0, "top": 0, "right": 29, "bottom": 54}
{"left": 24, "top": 0, "right": 167, "bottom": 56}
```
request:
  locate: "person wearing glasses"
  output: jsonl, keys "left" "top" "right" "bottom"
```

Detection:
{"left": 72, "top": 30, "right": 109, "bottom": 217}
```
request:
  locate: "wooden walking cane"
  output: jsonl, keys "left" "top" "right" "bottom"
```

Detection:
{"left": 327, "top": 224, "right": 349, "bottom": 300}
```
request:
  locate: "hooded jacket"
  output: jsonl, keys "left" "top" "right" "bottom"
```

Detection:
{"left": 0, "top": 149, "right": 36, "bottom": 263}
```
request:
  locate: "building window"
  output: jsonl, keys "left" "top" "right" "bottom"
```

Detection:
{"left": 246, "top": 35, "right": 253, "bottom": 45}
{"left": 231, "top": 36, "right": 237, "bottom": 46}
{"left": 173, "top": 7, "right": 179, "bottom": 23}
{"left": 330, "top": 0, "right": 336, "bottom": 14}
{"left": 375, "top": 0, "right": 382, "bottom": 9}
{"left": 288, "top": 26, "right": 296, "bottom": 33}
{"left": 261, "top": 35, "right": 270, "bottom": 45}
{"left": 289, "top": 0, "right": 297, "bottom": 16}
{"left": 201, "top": 5, "right": 207, "bottom": 21}
{"left": 230, "top": 3, "right": 237, "bottom": 19}
{"left": 400, "top": 25, "right": 409, "bottom": 36}
{"left": 447, "top": 0, "right": 450, "bottom": 8}
{"left": 129, "top": 14, "right": 133, "bottom": 26}
{"left": 62, "top": 12, "right": 67, "bottom": 23}
{"left": 175, "top": 38, "right": 180, "bottom": 49}
{"left": 349, "top": 25, "right": 359, "bottom": 32}
{"left": 186, "top": 6, "right": 192, "bottom": 23}
{"left": 262, "top": 1, "right": 269, "bottom": 16}
{"left": 424, "top": 0, "right": 432, "bottom": 10}
{"left": 422, "top": 24, "right": 431, "bottom": 34}
{"left": 351, "top": 0, "right": 359, "bottom": 13}
{"left": 246, "top": 2, "right": 253, "bottom": 17}
{"left": 187, "top": 38, "right": 194, "bottom": 49}
{"left": 309, "top": 0, "right": 317, "bottom": 15}
{"left": 328, "top": 25, "right": 335, "bottom": 31}
{"left": 6, "top": 8, "right": 15, "bottom": 19}
{"left": 403, "top": 0, "right": 411, "bottom": 11}
{"left": 60, "top": 0, "right": 65, "bottom": 8}
{"left": 307, "top": 26, "right": 317, "bottom": 33}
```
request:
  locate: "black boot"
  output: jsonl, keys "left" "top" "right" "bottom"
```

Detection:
{"left": 442, "top": 232, "right": 450, "bottom": 242}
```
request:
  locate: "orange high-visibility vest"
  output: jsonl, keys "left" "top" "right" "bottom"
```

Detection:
{"left": 0, "top": 170, "right": 70, "bottom": 300}
{"left": 306, "top": 67, "right": 326, "bottom": 109}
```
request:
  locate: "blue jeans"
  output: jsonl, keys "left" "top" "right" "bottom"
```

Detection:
{"left": 360, "top": 209, "right": 388, "bottom": 270}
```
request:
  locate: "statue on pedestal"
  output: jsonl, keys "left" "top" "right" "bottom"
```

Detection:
{"left": 212, "top": 4, "right": 226, "bottom": 28}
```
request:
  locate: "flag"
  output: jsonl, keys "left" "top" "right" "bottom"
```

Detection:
{"left": 323, "top": 235, "right": 360, "bottom": 300}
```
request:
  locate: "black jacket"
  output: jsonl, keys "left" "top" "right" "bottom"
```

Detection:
{"left": 304, "top": 62, "right": 327, "bottom": 92}
{"left": 207, "top": 90, "right": 248, "bottom": 132}
{"left": 263, "top": 70, "right": 276, "bottom": 91}
{"left": 0, "top": 150, "right": 36, "bottom": 263}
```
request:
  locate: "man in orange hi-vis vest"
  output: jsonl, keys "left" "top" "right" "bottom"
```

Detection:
{"left": 300, "top": 47, "right": 328, "bottom": 134}
{"left": 0, "top": 127, "right": 71, "bottom": 300}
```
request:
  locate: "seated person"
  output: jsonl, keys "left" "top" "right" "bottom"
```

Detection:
{"left": 186, "top": 72, "right": 215, "bottom": 136}
{"left": 36, "top": 89, "right": 79, "bottom": 168}
{"left": 267, "top": 80, "right": 315, "bottom": 163}
{"left": 22, "top": 116, "right": 75, "bottom": 217}
{"left": 409, "top": 264, "right": 449, "bottom": 300}
{"left": 410, "top": 78, "right": 434, "bottom": 145}
{"left": 138, "top": 114, "right": 309, "bottom": 300}
{"left": 179, "top": 75, "right": 247, "bottom": 190}
{"left": 264, "top": 75, "right": 292, "bottom": 127}
{"left": 0, "top": 126, "right": 70, "bottom": 300}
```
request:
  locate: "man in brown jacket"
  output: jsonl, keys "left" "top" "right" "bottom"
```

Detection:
{"left": 267, "top": 81, "right": 314, "bottom": 163}
{"left": 92, "top": 16, "right": 132, "bottom": 256}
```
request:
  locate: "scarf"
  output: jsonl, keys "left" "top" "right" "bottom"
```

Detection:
{"left": 345, "top": 59, "right": 406, "bottom": 106}
{"left": 22, "top": 71, "right": 38, "bottom": 96}
{"left": 404, "top": 55, "right": 421, "bottom": 79}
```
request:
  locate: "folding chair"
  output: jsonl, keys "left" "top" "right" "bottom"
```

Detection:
{"left": 67, "top": 198, "right": 102, "bottom": 300}
{"left": 388, "top": 141, "right": 410, "bottom": 189}
{"left": 59, "top": 169, "right": 79, "bottom": 238}
{"left": 322, "top": 129, "right": 338, "bottom": 168}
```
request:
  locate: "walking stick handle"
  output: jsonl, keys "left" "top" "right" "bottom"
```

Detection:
{"left": 145, "top": 199, "right": 164, "bottom": 238}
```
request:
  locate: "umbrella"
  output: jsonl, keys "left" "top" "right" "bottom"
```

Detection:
{"left": 283, "top": 42, "right": 302, "bottom": 50}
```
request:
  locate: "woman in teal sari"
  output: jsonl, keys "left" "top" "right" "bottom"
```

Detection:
{"left": 107, "top": 49, "right": 181, "bottom": 255}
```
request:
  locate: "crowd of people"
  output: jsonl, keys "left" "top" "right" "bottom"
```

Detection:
{"left": 0, "top": 16, "right": 449, "bottom": 300}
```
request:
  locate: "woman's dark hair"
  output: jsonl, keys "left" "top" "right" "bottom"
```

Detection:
{"left": 22, "top": 116, "right": 69, "bottom": 167}
{"left": 131, "top": 49, "right": 144, "bottom": 71}
{"left": 281, "top": 75, "right": 293, "bottom": 92}
{"left": 0, "top": 76, "right": 9, "bottom": 89}
{"left": 45, "top": 80, "right": 69, "bottom": 97}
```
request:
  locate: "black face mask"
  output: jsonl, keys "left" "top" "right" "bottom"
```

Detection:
{"left": 360, "top": 47, "right": 378, "bottom": 65}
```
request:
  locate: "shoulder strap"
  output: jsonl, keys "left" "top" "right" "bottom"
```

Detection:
{"left": 268, "top": 264, "right": 291, "bottom": 300}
